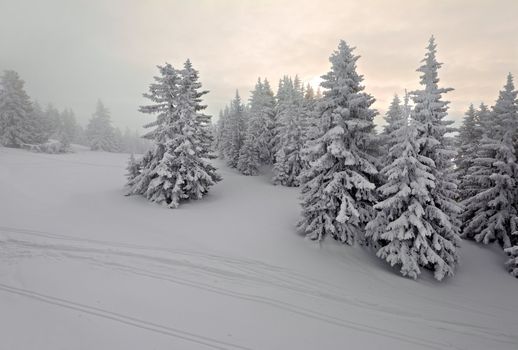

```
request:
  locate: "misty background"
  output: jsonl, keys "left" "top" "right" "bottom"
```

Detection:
{"left": 1, "top": 0, "right": 517, "bottom": 131}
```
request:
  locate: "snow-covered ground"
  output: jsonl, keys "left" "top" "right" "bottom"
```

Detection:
{"left": 0, "top": 146, "right": 517, "bottom": 350}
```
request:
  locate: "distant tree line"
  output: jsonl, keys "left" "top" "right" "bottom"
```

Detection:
{"left": 0, "top": 70, "right": 151, "bottom": 154}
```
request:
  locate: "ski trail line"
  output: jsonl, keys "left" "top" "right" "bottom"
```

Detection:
{"left": 0, "top": 283, "right": 253, "bottom": 350}
{"left": 3, "top": 226, "right": 516, "bottom": 348}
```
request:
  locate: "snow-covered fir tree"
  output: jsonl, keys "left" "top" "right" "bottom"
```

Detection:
{"left": 457, "top": 103, "right": 493, "bottom": 211}
{"left": 408, "top": 36, "right": 461, "bottom": 276}
{"left": 237, "top": 127, "right": 262, "bottom": 175}
{"left": 383, "top": 94, "right": 405, "bottom": 136}
{"left": 270, "top": 76, "right": 292, "bottom": 162}
{"left": 215, "top": 108, "right": 228, "bottom": 159}
{"left": 126, "top": 61, "right": 220, "bottom": 208}
{"left": 298, "top": 40, "right": 378, "bottom": 244}
{"left": 301, "top": 83, "right": 318, "bottom": 138}
{"left": 181, "top": 59, "right": 216, "bottom": 159}
{"left": 58, "top": 108, "right": 78, "bottom": 151}
{"left": 86, "top": 100, "right": 119, "bottom": 152}
{"left": 366, "top": 122, "right": 452, "bottom": 280}
{"left": 505, "top": 245, "right": 518, "bottom": 277}
{"left": 272, "top": 76, "right": 306, "bottom": 186}
{"left": 0, "top": 70, "right": 38, "bottom": 147}
{"left": 31, "top": 102, "right": 51, "bottom": 144}
{"left": 237, "top": 78, "right": 275, "bottom": 175}
{"left": 476, "top": 102, "right": 492, "bottom": 134}
{"left": 456, "top": 104, "right": 483, "bottom": 200}
{"left": 224, "top": 91, "right": 247, "bottom": 168}
{"left": 125, "top": 153, "right": 141, "bottom": 182}
{"left": 462, "top": 75, "right": 518, "bottom": 249}
{"left": 43, "top": 104, "right": 62, "bottom": 138}
{"left": 380, "top": 93, "right": 407, "bottom": 163}
{"left": 262, "top": 79, "right": 277, "bottom": 162}
{"left": 462, "top": 131, "right": 518, "bottom": 248}
{"left": 492, "top": 74, "right": 518, "bottom": 154}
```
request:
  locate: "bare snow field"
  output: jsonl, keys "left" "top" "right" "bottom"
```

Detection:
{"left": 0, "top": 146, "right": 517, "bottom": 350}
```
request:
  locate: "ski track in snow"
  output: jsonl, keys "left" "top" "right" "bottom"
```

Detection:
{"left": 0, "top": 283, "right": 252, "bottom": 350}
{"left": 1, "top": 225, "right": 517, "bottom": 350}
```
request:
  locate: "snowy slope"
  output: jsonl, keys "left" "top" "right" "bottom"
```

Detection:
{"left": 0, "top": 147, "right": 517, "bottom": 350}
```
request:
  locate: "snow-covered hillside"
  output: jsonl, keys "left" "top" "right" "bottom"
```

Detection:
{"left": 0, "top": 147, "right": 517, "bottom": 350}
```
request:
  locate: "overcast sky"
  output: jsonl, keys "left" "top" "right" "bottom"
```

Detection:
{"left": 1, "top": 0, "right": 517, "bottom": 131}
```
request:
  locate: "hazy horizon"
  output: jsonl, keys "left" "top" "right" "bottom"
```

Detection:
{"left": 1, "top": 0, "right": 517, "bottom": 131}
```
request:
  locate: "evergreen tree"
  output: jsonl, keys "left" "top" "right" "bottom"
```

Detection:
{"left": 458, "top": 103, "right": 493, "bottom": 214}
{"left": 383, "top": 94, "right": 405, "bottom": 136}
{"left": 113, "top": 127, "right": 123, "bottom": 152}
{"left": 44, "top": 104, "right": 61, "bottom": 138}
{"left": 366, "top": 122, "right": 454, "bottom": 280}
{"left": 126, "top": 61, "right": 220, "bottom": 208}
{"left": 215, "top": 109, "right": 228, "bottom": 159}
{"left": 409, "top": 36, "right": 461, "bottom": 274}
{"left": 272, "top": 75, "right": 306, "bottom": 186}
{"left": 492, "top": 74, "right": 518, "bottom": 153}
{"left": 58, "top": 108, "right": 78, "bottom": 151}
{"left": 0, "top": 70, "right": 37, "bottom": 147}
{"left": 270, "top": 76, "right": 291, "bottom": 162}
{"left": 462, "top": 131, "right": 518, "bottom": 248}
{"left": 31, "top": 102, "right": 51, "bottom": 144}
{"left": 237, "top": 78, "right": 273, "bottom": 175}
{"left": 181, "top": 60, "right": 215, "bottom": 159}
{"left": 300, "top": 84, "right": 321, "bottom": 171}
{"left": 86, "top": 100, "right": 118, "bottom": 152}
{"left": 125, "top": 153, "right": 141, "bottom": 182}
{"left": 262, "top": 79, "right": 277, "bottom": 163}
{"left": 505, "top": 245, "right": 518, "bottom": 277}
{"left": 237, "top": 128, "right": 262, "bottom": 175}
{"left": 225, "top": 91, "right": 247, "bottom": 168}
{"left": 456, "top": 104, "right": 483, "bottom": 200}
{"left": 462, "top": 75, "right": 518, "bottom": 249}
{"left": 380, "top": 94, "right": 406, "bottom": 164}
{"left": 298, "top": 41, "right": 378, "bottom": 244}
{"left": 477, "top": 103, "right": 491, "bottom": 132}
{"left": 302, "top": 83, "right": 318, "bottom": 138}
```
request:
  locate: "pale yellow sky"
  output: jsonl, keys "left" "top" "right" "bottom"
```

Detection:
{"left": 1, "top": 0, "right": 517, "bottom": 129}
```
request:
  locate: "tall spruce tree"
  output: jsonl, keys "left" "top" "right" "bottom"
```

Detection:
{"left": 462, "top": 75, "right": 518, "bottom": 249}
{"left": 458, "top": 103, "right": 493, "bottom": 218}
{"left": 237, "top": 78, "right": 274, "bottom": 175}
{"left": 381, "top": 94, "right": 406, "bottom": 164}
{"left": 181, "top": 59, "right": 215, "bottom": 159}
{"left": 31, "top": 102, "right": 51, "bottom": 144}
{"left": 272, "top": 75, "right": 306, "bottom": 186}
{"left": 214, "top": 109, "right": 227, "bottom": 158}
{"left": 477, "top": 103, "right": 492, "bottom": 134}
{"left": 302, "top": 83, "right": 318, "bottom": 139}
{"left": 383, "top": 94, "right": 405, "bottom": 136}
{"left": 366, "top": 122, "right": 451, "bottom": 280}
{"left": 456, "top": 104, "right": 483, "bottom": 200}
{"left": 270, "top": 76, "right": 293, "bottom": 162}
{"left": 86, "top": 100, "right": 118, "bottom": 152}
{"left": 225, "top": 91, "right": 247, "bottom": 168}
{"left": 409, "top": 36, "right": 461, "bottom": 276}
{"left": 462, "top": 132, "right": 518, "bottom": 248}
{"left": 0, "top": 70, "right": 37, "bottom": 147}
{"left": 298, "top": 41, "right": 378, "bottom": 244}
{"left": 493, "top": 74, "right": 518, "bottom": 154}
{"left": 126, "top": 61, "right": 220, "bottom": 208}
{"left": 505, "top": 244, "right": 518, "bottom": 277}
{"left": 58, "top": 108, "right": 78, "bottom": 151}
{"left": 262, "top": 79, "right": 277, "bottom": 163}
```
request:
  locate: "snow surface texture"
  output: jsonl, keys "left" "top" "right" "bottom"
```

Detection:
{"left": 0, "top": 146, "right": 517, "bottom": 350}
